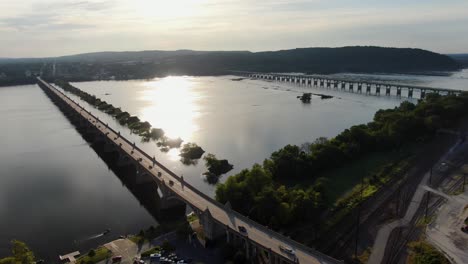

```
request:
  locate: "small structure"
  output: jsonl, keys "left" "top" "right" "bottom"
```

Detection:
{"left": 59, "top": 251, "right": 80, "bottom": 263}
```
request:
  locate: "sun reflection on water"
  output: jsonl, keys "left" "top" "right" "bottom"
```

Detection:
{"left": 139, "top": 76, "right": 202, "bottom": 160}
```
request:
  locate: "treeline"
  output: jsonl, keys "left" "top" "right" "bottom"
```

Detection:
{"left": 1, "top": 47, "right": 461, "bottom": 87}
{"left": 0, "top": 240, "right": 35, "bottom": 264}
{"left": 216, "top": 92, "right": 468, "bottom": 229}
{"left": 55, "top": 80, "right": 168, "bottom": 140}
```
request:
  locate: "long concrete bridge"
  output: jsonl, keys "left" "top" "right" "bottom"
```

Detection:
{"left": 37, "top": 78, "right": 342, "bottom": 264}
{"left": 233, "top": 71, "right": 463, "bottom": 99}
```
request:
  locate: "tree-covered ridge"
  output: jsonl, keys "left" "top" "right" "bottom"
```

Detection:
{"left": 216, "top": 92, "right": 468, "bottom": 230}
{"left": 1, "top": 47, "right": 461, "bottom": 86}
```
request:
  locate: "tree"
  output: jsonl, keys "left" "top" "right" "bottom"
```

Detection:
{"left": 0, "top": 240, "right": 35, "bottom": 264}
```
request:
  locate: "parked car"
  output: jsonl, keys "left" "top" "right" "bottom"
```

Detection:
{"left": 150, "top": 253, "right": 161, "bottom": 260}
{"left": 238, "top": 226, "right": 247, "bottom": 234}
{"left": 169, "top": 180, "right": 174, "bottom": 186}
{"left": 462, "top": 225, "right": 468, "bottom": 233}
{"left": 279, "top": 245, "right": 295, "bottom": 255}
{"left": 112, "top": 256, "right": 123, "bottom": 263}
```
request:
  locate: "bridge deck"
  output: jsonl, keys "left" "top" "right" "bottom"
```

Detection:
{"left": 38, "top": 78, "right": 341, "bottom": 264}
{"left": 233, "top": 71, "right": 463, "bottom": 93}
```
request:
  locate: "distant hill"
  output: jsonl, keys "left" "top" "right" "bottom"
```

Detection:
{"left": 448, "top": 54, "right": 468, "bottom": 68}
{"left": 0, "top": 46, "right": 462, "bottom": 85}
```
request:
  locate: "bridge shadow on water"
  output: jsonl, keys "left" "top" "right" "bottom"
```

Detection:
{"left": 55, "top": 97, "right": 186, "bottom": 225}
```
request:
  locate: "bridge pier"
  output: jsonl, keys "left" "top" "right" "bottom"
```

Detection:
{"left": 357, "top": 83, "right": 362, "bottom": 93}
{"left": 349, "top": 83, "right": 354, "bottom": 92}
{"left": 341, "top": 82, "right": 346, "bottom": 90}
{"left": 408, "top": 88, "right": 413, "bottom": 98}
{"left": 366, "top": 84, "right": 371, "bottom": 94}
{"left": 376, "top": 85, "right": 381, "bottom": 95}
{"left": 421, "top": 89, "right": 426, "bottom": 99}
{"left": 199, "top": 208, "right": 225, "bottom": 241}
{"left": 385, "top": 85, "right": 391, "bottom": 96}
{"left": 396, "top": 87, "right": 402, "bottom": 97}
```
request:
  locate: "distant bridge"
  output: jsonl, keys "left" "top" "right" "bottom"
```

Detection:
{"left": 37, "top": 78, "right": 342, "bottom": 264}
{"left": 232, "top": 71, "right": 463, "bottom": 99}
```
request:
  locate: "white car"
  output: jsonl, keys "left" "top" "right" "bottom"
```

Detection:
{"left": 279, "top": 245, "right": 295, "bottom": 255}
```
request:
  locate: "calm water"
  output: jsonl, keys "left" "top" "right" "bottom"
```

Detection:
{"left": 0, "top": 85, "right": 155, "bottom": 262}
{"left": 1, "top": 69, "right": 467, "bottom": 261}
{"left": 65, "top": 76, "right": 404, "bottom": 196}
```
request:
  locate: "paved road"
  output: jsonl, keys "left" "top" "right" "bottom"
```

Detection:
{"left": 38, "top": 78, "right": 341, "bottom": 264}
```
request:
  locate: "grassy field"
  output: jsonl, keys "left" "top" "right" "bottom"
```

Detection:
{"left": 319, "top": 151, "right": 403, "bottom": 204}
{"left": 76, "top": 247, "right": 112, "bottom": 264}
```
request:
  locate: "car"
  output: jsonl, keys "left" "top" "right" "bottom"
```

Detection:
{"left": 238, "top": 226, "right": 247, "bottom": 234}
{"left": 462, "top": 225, "right": 468, "bottom": 233}
{"left": 133, "top": 259, "right": 144, "bottom": 264}
{"left": 150, "top": 253, "right": 161, "bottom": 260}
{"left": 112, "top": 256, "right": 123, "bottom": 262}
{"left": 169, "top": 180, "right": 174, "bottom": 186}
{"left": 279, "top": 245, "right": 295, "bottom": 255}
{"left": 138, "top": 157, "right": 143, "bottom": 162}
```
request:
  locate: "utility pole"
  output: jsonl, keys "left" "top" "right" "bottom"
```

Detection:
{"left": 425, "top": 166, "right": 433, "bottom": 219}
{"left": 354, "top": 174, "right": 364, "bottom": 259}
{"left": 463, "top": 173, "right": 466, "bottom": 193}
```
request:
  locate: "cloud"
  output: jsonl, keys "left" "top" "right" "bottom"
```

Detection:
{"left": 0, "top": 13, "right": 93, "bottom": 31}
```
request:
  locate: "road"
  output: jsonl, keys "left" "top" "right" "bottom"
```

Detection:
{"left": 38, "top": 78, "right": 341, "bottom": 264}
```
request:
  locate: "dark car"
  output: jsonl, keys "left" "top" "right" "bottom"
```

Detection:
{"left": 238, "top": 226, "right": 247, "bottom": 234}
{"left": 462, "top": 225, "right": 468, "bottom": 233}
{"left": 112, "top": 256, "right": 122, "bottom": 263}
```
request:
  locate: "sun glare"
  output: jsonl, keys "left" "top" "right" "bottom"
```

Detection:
{"left": 139, "top": 76, "right": 202, "bottom": 153}
{"left": 134, "top": 0, "right": 206, "bottom": 19}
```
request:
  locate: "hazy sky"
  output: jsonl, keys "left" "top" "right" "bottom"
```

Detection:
{"left": 1, "top": 0, "right": 467, "bottom": 57}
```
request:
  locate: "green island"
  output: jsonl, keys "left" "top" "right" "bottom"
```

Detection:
{"left": 215, "top": 92, "right": 468, "bottom": 244}
{"left": 180, "top": 142, "right": 205, "bottom": 165}
{"left": 203, "top": 153, "right": 234, "bottom": 184}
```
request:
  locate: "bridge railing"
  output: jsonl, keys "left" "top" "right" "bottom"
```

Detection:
{"left": 230, "top": 70, "right": 463, "bottom": 93}
{"left": 38, "top": 78, "right": 342, "bottom": 263}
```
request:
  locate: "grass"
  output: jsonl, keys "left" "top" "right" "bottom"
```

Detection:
{"left": 76, "top": 247, "right": 112, "bottom": 264}
{"left": 319, "top": 151, "right": 403, "bottom": 204}
{"left": 407, "top": 240, "right": 449, "bottom": 264}
{"left": 187, "top": 213, "right": 198, "bottom": 223}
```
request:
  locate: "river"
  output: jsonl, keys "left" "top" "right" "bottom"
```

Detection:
{"left": 1, "top": 69, "right": 467, "bottom": 261}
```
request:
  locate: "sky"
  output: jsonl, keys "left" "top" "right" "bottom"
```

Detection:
{"left": 0, "top": 0, "right": 467, "bottom": 58}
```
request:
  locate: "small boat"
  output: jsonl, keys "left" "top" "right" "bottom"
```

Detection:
{"left": 103, "top": 228, "right": 111, "bottom": 235}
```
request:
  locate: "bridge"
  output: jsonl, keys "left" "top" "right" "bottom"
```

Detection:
{"left": 232, "top": 71, "right": 463, "bottom": 99}
{"left": 37, "top": 78, "right": 342, "bottom": 264}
